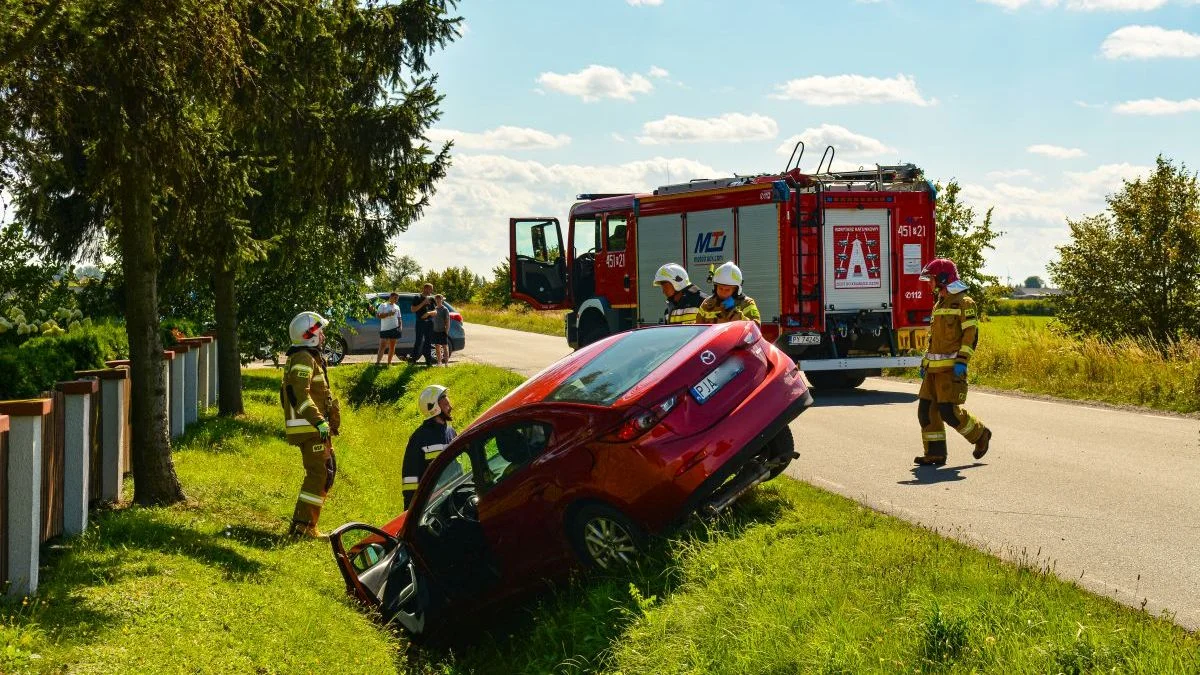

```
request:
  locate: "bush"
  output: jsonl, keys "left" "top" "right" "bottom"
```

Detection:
{"left": 0, "top": 321, "right": 129, "bottom": 399}
{"left": 991, "top": 298, "right": 1057, "bottom": 316}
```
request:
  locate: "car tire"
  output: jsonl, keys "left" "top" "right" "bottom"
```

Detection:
{"left": 806, "top": 371, "right": 864, "bottom": 390}
{"left": 324, "top": 335, "right": 348, "bottom": 366}
{"left": 763, "top": 427, "right": 796, "bottom": 480}
{"left": 567, "top": 504, "right": 646, "bottom": 571}
{"left": 577, "top": 315, "right": 608, "bottom": 348}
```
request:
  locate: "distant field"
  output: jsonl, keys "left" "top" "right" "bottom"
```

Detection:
{"left": 456, "top": 302, "right": 567, "bottom": 337}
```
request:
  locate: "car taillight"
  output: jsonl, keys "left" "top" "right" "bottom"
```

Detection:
{"left": 740, "top": 321, "right": 761, "bottom": 346}
{"left": 449, "top": 312, "right": 462, "bottom": 322}
{"left": 602, "top": 394, "right": 679, "bottom": 442}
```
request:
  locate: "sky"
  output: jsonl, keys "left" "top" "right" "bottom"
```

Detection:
{"left": 401, "top": 0, "right": 1200, "bottom": 286}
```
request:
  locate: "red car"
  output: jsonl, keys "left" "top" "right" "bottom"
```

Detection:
{"left": 330, "top": 321, "right": 812, "bottom": 635}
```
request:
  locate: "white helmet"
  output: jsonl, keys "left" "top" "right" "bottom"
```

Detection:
{"left": 418, "top": 384, "right": 448, "bottom": 420}
{"left": 712, "top": 261, "right": 744, "bottom": 291}
{"left": 653, "top": 263, "right": 690, "bottom": 292}
{"left": 289, "top": 311, "right": 328, "bottom": 347}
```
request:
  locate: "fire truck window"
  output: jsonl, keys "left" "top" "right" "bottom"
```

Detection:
{"left": 515, "top": 220, "right": 554, "bottom": 262}
{"left": 573, "top": 217, "right": 597, "bottom": 256}
{"left": 606, "top": 216, "right": 627, "bottom": 252}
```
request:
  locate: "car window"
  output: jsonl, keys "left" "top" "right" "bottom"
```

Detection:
{"left": 476, "top": 422, "right": 552, "bottom": 491}
{"left": 427, "top": 450, "right": 475, "bottom": 502}
{"left": 606, "top": 216, "right": 627, "bottom": 252}
{"left": 547, "top": 326, "right": 708, "bottom": 405}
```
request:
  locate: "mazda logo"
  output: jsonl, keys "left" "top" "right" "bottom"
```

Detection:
{"left": 700, "top": 350, "right": 715, "bottom": 365}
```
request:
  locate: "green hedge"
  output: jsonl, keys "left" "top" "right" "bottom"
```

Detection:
{"left": 0, "top": 322, "right": 129, "bottom": 399}
{"left": 991, "top": 297, "right": 1057, "bottom": 316}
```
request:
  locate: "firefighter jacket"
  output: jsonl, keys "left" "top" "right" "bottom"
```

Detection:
{"left": 280, "top": 347, "right": 337, "bottom": 445}
{"left": 922, "top": 290, "right": 979, "bottom": 371}
{"left": 402, "top": 417, "right": 458, "bottom": 508}
{"left": 663, "top": 285, "right": 707, "bottom": 324}
{"left": 698, "top": 294, "right": 761, "bottom": 325}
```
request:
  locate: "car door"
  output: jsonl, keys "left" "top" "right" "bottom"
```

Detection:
{"left": 396, "top": 296, "right": 415, "bottom": 351}
{"left": 329, "top": 522, "right": 434, "bottom": 635}
{"left": 510, "top": 217, "right": 570, "bottom": 310}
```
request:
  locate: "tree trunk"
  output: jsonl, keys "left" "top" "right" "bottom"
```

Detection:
{"left": 120, "top": 172, "right": 186, "bottom": 506}
{"left": 214, "top": 262, "right": 244, "bottom": 416}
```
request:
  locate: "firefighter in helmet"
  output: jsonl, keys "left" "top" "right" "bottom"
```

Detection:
{"left": 697, "top": 261, "right": 761, "bottom": 325}
{"left": 914, "top": 258, "right": 993, "bottom": 466}
{"left": 280, "top": 311, "right": 341, "bottom": 538}
{"left": 653, "top": 263, "right": 707, "bottom": 325}
{"left": 401, "top": 384, "right": 457, "bottom": 509}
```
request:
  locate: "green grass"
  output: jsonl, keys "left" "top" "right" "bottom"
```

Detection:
{"left": 3, "top": 364, "right": 1198, "bottom": 673}
{"left": 455, "top": 302, "right": 567, "bottom": 337}
{"left": 890, "top": 316, "right": 1200, "bottom": 414}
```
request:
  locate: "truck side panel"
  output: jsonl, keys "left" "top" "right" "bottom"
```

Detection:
{"left": 736, "top": 203, "right": 783, "bottom": 324}
{"left": 635, "top": 213, "right": 685, "bottom": 325}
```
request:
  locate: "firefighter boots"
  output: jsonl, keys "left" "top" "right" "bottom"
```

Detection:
{"left": 973, "top": 428, "right": 993, "bottom": 460}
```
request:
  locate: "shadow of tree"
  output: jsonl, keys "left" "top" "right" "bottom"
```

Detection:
{"left": 344, "top": 363, "right": 421, "bottom": 408}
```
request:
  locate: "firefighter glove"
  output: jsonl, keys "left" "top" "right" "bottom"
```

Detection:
{"left": 721, "top": 296, "right": 736, "bottom": 310}
{"left": 919, "top": 358, "right": 928, "bottom": 379}
{"left": 953, "top": 363, "right": 968, "bottom": 379}
{"left": 316, "top": 420, "right": 331, "bottom": 441}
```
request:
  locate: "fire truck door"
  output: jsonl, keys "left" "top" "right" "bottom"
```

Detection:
{"left": 822, "top": 209, "right": 892, "bottom": 310}
{"left": 596, "top": 213, "right": 637, "bottom": 309}
{"left": 509, "top": 217, "right": 569, "bottom": 310}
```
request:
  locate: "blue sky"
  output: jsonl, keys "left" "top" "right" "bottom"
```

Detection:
{"left": 402, "top": 0, "right": 1200, "bottom": 285}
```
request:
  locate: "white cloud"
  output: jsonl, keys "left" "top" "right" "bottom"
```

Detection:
{"left": 980, "top": 0, "right": 1176, "bottom": 9}
{"left": 770, "top": 74, "right": 934, "bottom": 106}
{"left": 1027, "top": 144, "right": 1087, "bottom": 159}
{"left": 426, "top": 126, "right": 570, "bottom": 150}
{"left": 637, "top": 113, "right": 779, "bottom": 145}
{"left": 398, "top": 154, "right": 720, "bottom": 275}
{"left": 1101, "top": 25, "right": 1200, "bottom": 59}
{"left": 626, "top": 0, "right": 663, "bottom": 5}
{"left": 774, "top": 124, "right": 895, "bottom": 160}
{"left": 962, "top": 162, "right": 1152, "bottom": 227}
{"left": 977, "top": 0, "right": 1056, "bottom": 10}
{"left": 986, "top": 168, "right": 1037, "bottom": 179}
{"left": 537, "top": 65, "right": 654, "bottom": 102}
{"left": 648, "top": 66, "right": 670, "bottom": 78}
{"left": 1075, "top": 100, "right": 1108, "bottom": 109}
{"left": 1114, "top": 97, "right": 1200, "bottom": 114}
{"left": 611, "top": 132, "right": 628, "bottom": 143}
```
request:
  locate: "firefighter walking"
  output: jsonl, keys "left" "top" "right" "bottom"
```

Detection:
{"left": 914, "top": 258, "right": 993, "bottom": 466}
{"left": 697, "top": 261, "right": 761, "bottom": 325}
{"left": 401, "top": 385, "right": 457, "bottom": 509}
{"left": 653, "top": 263, "right": 707, "bottom": 324}
{"left": 280, "top": 311, "right": 341, "bottom": 537}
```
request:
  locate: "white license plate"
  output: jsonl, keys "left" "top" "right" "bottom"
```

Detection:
{"left": 788, "top": 333, "right": 821, "bottom": 346}
{"left": 690, "top": 357, "right": 743, "bottom": 404}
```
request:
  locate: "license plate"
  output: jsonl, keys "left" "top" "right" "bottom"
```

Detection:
{"left": 690, "top": 357, "right": 743, "bottom": 404}
{"left": 788, "top": 333, "right": 821, "bottom": 346}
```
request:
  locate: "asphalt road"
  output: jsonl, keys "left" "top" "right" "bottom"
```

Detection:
{"left": 456, "top": 322, "right": 1200, "bottom": 631}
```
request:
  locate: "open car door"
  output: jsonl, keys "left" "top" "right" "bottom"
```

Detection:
{"left": 510, "top": 217, "right": 569, "bottom": 310}
{"left": 329, "top": 523, "right": 432, "bottom": 635}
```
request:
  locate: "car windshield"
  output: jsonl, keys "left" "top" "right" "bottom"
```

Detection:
{"left": 546, "top": 326, "right": 708, "bottom": 406}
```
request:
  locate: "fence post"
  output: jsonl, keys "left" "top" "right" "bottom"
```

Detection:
{"left": 194, "top": 336, "right": 213, "bottom": 410}
{"left": 208, "top": 334, "right": 220, "bottom": 409}
{"left": 180, "top": 342, "right": 199, "bottom": 426}
{"left": 55, "top": 380, "right": 98, "bottom": 537}
{"left": 0, "top": 399, "right": 52, "bottom": 597}
{"left": 165, "top": 349, "right": 184, "bottom": 439}
{"left": 77, "top": 368, "right": 129, "bottom": 503}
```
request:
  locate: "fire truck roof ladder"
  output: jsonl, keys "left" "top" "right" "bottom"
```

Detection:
{"left": 815, "top": 145, "right": 835, "bottom": 174}
{"left": 576, "top": 193, "right": 633, "bottom": 201}
{"left": 784, "top": 140, "right": 805, "bottom": 173}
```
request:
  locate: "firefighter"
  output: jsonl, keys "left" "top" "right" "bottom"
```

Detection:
{"left": 653, "top": 263, "right": 707, "bottom": 324}
{"left": 914, "top": 258, "right": 993, "bottom": 466}
{"left": 697, "top": 261, "right": 761, "bottom": 325}
{"left": 401, "top": 384, "right": 457, "bottom": 509}
{"left": 280, "top": 311, "right": 341, "bottom": 538}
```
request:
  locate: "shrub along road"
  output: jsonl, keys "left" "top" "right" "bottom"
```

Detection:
{"left": 460, "top": 322, "right": 1200, "bottom": 631}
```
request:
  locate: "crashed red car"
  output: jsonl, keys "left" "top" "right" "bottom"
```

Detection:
{"left": 330, "top": 321, "right": 812, "bottom": 635}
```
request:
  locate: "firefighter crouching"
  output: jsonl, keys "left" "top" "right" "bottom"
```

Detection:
{"left": 654, "top": 263, "right": 707, "bottom": 324}
{"left": 914, "top": 258, "right": 993, "bottom": 466}
{"left": 280, "top": 311, "right": 341, "bottom": 538}
{"left": 401, "top": 385, "right": 457, "bottom": 510}
{"left": 697, "top": 261, "right": 761, "bottom": 325}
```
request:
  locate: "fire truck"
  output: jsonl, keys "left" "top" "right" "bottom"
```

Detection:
{"left": 508, "top": 150, "right": 936, "bottom": 389}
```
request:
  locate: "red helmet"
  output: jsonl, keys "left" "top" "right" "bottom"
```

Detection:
{"left": 919, "top": 258, "right": 960, "bottom": 287}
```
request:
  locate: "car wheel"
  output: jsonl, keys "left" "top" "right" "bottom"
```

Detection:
{"left": 806, "top": 371, "right": 864, "bottom": 390}
{"left": 324, "top": 335, "right": 347, "bottom": 366}
{"left": 568, "top": 504, "right": 646, "bottom": 571}
{"left": 763, "top": 427, "right": 796, "bottom": 480}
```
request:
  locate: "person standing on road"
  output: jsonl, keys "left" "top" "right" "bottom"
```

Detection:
{"left": 425, "top": 294, "right": 451, "bottom": 366}
{"left": 375, "top": 292, "right": 402, "bottom": 367}
{"left": 409, "top": 283, "right": 436, "bottom": 366}
{"left": 914, "top": 258, "right": 993, "bottom": 466}
{"left": 697, "top": 261, "right": 761, "bottom": 326}
{"left": 401, "top": 385, "right": 456, "bottom": 509}
{"left": 653, "top": 263, "right": 707, "bottom": 325}
{"left": 280, "top": 311, "right": 341, "bottom": 538}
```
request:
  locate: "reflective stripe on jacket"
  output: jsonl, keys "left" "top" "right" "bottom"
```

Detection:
{"left": 401, "top": 417, "right": 458, "bottom": 508}
{"left": 923, "top": 291, "right": 979, "bottom": 370}
{"left": 279, "top": 347, "right": 334, "bottom": 444}
{"left": 697, "top": 294, "right": 761, "bottom": 325}
{"left": 663, "top": 285, "right": 707, "bottom": 324}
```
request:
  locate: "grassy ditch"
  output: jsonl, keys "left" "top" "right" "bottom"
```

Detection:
{"left": 2, "top": 364, "right": 1197, "bottom": 673}
{"left": 455, "top": 302, "right": 567, "bottom": 337}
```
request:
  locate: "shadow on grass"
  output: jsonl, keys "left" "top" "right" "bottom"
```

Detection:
{"left": 181, "top": 413, "right": 281, "bottom": 451}
{"left": 898, "top": 463, "right": 984, "bottom": 485}
{"left": 810, "top": 387, "right": 919, "bottom": 407}
{"left": 404, "top": 486, "right": 792, "bottom": 674}
{"left": 345, "top": 363, "right": 422, "bottom": 408}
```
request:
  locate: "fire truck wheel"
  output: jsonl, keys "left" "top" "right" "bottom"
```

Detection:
{"left": 807, "top": 372, "right": 864, "bottom": 390}
{"left": 578, "top": 315, "right": 609, "bottom": 347}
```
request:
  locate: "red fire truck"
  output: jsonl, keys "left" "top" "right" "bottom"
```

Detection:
{"left": 508, "top": 158, "right": 936, "bottom": 389}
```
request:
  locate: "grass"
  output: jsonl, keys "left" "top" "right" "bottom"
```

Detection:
{"left": 455, "top": 302, "right": 567, "bottom": 337}
{"left": 890, "top": 316, "right": 1200, "bottom": 414}
{"left": 3, "top": 363, "right": 1198, "bottom": 673}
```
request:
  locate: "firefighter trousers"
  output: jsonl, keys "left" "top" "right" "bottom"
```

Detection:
{"left": 291, "top": 439, "right": 336, "bottom": 532}
{"left": 917, "top": 369, "right": 988, "bottom": 459}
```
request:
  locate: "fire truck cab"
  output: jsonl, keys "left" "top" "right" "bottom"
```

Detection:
{"left": 508, "top": 160, "right": 936, "bottom": 389}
